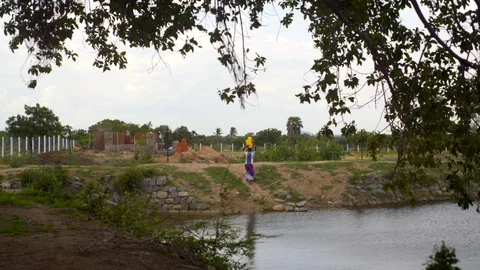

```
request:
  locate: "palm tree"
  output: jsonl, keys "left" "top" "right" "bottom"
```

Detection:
{"left": 229, "top": 127, "right": 237, "bottom": 142}
{"left": 214, "top": 128, "right": 222, "bottom": 144}
{"left": 286, "top": 116, "right": 303, "bottom": 144}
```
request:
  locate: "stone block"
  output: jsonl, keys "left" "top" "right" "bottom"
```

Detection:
{"left": 274, "top": 198, "right": 285, "bottom": 203}
{"left": 165, "top": 198, "right": 175, "bottom": 204}
{"left": 167, "top": 175, "right": 173, "bottom": 182}
{"left": 296, "top": 200, "right": 307, "bottom": 207}
{"left": 286, "top": 202, "right": 296, "bottom": 207}
{"left": 141, "top": 186, "right": 153, "bottom": 193}
{"left": 172, "top": 205, "right": 182, "bottom": 210}
{"left": 272, "top": 204, "right": 285, "bottom": 211}
{"left": 177, "top": 186, "right": 188, "bottom": 192}
{"left": 168, "top": 191, "right": 178, "bottom": 198}
{"left": 168, "top": 186, "right": 177, "bottom": 192}
{"left": 174, "top": 197, "right": 182, "bottom": 204}
{"left": 187, "top": 197, "right": 195, "bottom": 204}
{"left": 156, "top": 176, "right": 167, "bottom": 186}
{"left": 152, "top": 186, "right": 160, "bottom": 192}
{"left": 294, "top": 207, "right": 308, "bottom": 212}
{"left": 1, "top": 181, "right": 12, "bottom": 189}
{"left": 151, "top": 191, "right": 157, "bottom": 198}
{"left": 162, "top": 186, "right": 170, "bottom": 192}
{"left": 285, "top": 205, "right": 294, "bottom": 212}
{"left": 162, "top": 204, "right": 173, "bottom": 210}
{"left": 156, "top": 191, "right": 168, "bottom": 199}
{"left": 178, "top": 191, "right": 189, "bottom": 197}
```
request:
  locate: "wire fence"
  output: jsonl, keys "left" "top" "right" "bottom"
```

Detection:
{"left": 1, "top": 136, "right": 76, "bottom": 158}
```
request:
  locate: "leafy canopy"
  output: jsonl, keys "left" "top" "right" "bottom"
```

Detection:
{"left": 6, "top": 104, "right": 64, "bottom": 137}
{"left": 2, "top": 0, "right": 480, "bottom": 209}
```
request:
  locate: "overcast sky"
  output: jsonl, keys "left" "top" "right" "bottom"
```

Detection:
{"left": 0, "top": 6, "right": 425, "bottom": 136}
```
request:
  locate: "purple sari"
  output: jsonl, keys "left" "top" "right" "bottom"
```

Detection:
{"left": 245, "top": 164, "right": 255, "bottom": 180}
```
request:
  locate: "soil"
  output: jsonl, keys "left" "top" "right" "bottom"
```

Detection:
{"left": 0, "top": 204, "right": 200, "bottom": 270}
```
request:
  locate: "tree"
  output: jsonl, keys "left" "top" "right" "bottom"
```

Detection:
{"left": 255, "top": 128, "right": 282, "bottom": 146}
{"left": 214, "top": 128, "right": 223, "bottom": 144}
{"left": 155, "top": 125, "right": 173, "bottom": 147}
{"left": 3, "top": 1, "right": 480, "bottom": 210}
{"left": 139, "top": 121, "right": 153, "bottom": 133}
{"left": 88, "top": 119, "right": 133, "bottom": 134}
{"left": 229, "top": 127, "right": 238, "bottom": 142}
{"left": 425, "top": 242, "right": 461, "bottom": 270}
{"left": 173, "top": 126, "right": 191, "bottom": 143}
{"left": 6, "top": 104, "right": 64, "bottom": 137}
{"left": 286, "top": 117, "right": 303, "bottom": 145}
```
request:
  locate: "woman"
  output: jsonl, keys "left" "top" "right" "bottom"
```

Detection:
{"left": 244, "top": 145, "right": 256, "bottom": 184}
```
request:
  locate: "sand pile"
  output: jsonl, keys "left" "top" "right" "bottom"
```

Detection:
{"left": 197, "top": 146, "right": 217, "bottom": 156}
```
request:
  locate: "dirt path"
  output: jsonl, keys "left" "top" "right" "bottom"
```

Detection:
{"left": 0, "top": 205, "right": 200, "bottom": 270}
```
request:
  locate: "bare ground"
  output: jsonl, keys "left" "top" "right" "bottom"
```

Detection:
{"left": 0, "top": 204, "right": 200, "bottom": 270}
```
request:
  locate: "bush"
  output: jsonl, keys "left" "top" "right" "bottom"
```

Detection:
{"left": 2, "top": 154, "right": 40, "bottom": 168}
{"left": 18, "top": 166, "right": 69, "bottom": 192}
{"left": 114, "top": 166, "right": 159, "bottom": 193}
{"left": 255, "top": 140, "right": 344, "bottom": 162}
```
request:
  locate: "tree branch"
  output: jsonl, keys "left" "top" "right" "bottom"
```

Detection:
{"left": 410, "top": 0, "right": 479, "bottom": 69}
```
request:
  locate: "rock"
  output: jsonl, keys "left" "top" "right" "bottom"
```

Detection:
{"left": 187, "top": 197, "right": 194, "bottom": 204}
{"left": 72, "top": 176, "right": 83, "bottom": 182}
{"left": 167, "top": 175, "right": 173, "bottom": 182}
{"left": 113, "top": 192, "right": 122, "bottom": 203}
{"left": 151, "top": 198, "right": 159, "bottom": 203}
{"left": 142, "top": 186, "right": 153, "bottom": 193}
{"left": 177, "top": 186, "right": 188, "bottom": 192}
{"left": 0, "top": 181, "right": 12, "bottom": 189}
{"left": 272, "top": 204, "right": 285, "bottom": 211}
{"left": 165, "top": 198, "right": 175, "bottom": 204}
{"left": 156, "top": 176, "right": 167, "bottom": 186}
{"left": 151, "top": 191, "right": 157, "bottom": 198}
{"left": 168, "top": 186, "right": 177, "bottom": 192}
{"left": 104, "top": 175, "right": 112, "bottom": 183}
{"left": 285, "top": 205, "right": 294, "bottom": 212}
{"left": 158, "top": 199, "right": 166, "bottom": 205}
{"left": 10, "top": 182, "right": 22, "bottom": 189}
{"left": 327, "top": 201, "right": 334, "bottom": 206}
{"left": 107, "top": 183, "right": 115, "bottom": 193}
{"left": 172, "top": 205, "right": 182, "bottom": 210}
{"left": 192, "top": 203, "right": 206, "bottom": 210}
{"left": 168, "top": 191, "right": 178, "bottom": 198}
{"left": 174, "top": 197, "right": 182, "bottom": 204}
{"left": 286, "top": 202, "right": 296, "bottom": 207}
{"left": 294, "top": 207, "right": 308, "bottom": 212}
{"left": 152, "top": 186, "right": 160, "bottom": 192}
{"left": 178, "top": 191, "right": 189, "bottom": 197}
{"left": 274, "top": 198, "right": 286, "bottom": 203}
{"left": 162, "top": 186, "right": 170, "bottom": 192}
{"left": 146, "top": 178, "right": 156, "bottom": 187}
{"left": 156, "top": 191, "right": 168, "bottom": 199}
{"left": 296, "top": 200, "right": 307, "bottom": 207}
{"left": 105, "top": 200, "right": 118, "bottom": 207}
{"left": 162, "top": 204, "right": 173, "bottom": 210}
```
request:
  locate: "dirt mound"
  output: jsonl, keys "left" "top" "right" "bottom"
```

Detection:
{"left": 39, "top": 151, "right": 96, "bottom": 166}
{"left": 154, "top": 156, "right": 168, "bottom": 163}
{"left": 197, "top": 146, "right": 217, "bottom": 156}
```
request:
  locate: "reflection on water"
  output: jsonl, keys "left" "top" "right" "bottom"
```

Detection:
{"left": 230, "top": 202, "right": 480, "bottom": 270}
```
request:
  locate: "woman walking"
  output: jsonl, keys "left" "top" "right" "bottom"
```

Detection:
{"left": 244, "top": 145, "right": 256, "bottom": 184}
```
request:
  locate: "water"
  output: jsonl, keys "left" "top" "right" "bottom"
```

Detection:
{"left": 228, "top": 203, "right": 480, "bottom": 269}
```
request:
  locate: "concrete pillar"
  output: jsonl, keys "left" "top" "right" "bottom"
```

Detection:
{"left": 43, "top": 135, "right": 46, "bottom": 153}
{"left": 346, "top": 144, "right": 349, "bottom": 152}
{"left": 18, "top": 137, "right": 21, "bottom": 156}
{"left": 57, "top": 135, "right": 60, "bottom": 151}
{"left": 38, "top": 136, "right": 41, "bottom": 154}
{"left": 32, "top": 137, "right": 34, "bottom": 153}
{"left": 221, "top": 143, "right": 223, "bottom": 152}
{"left": 25, "top": 137, "right": 28, "bottom": 155}
{"left": 199, "top": 143, "right": 202, "bottom": 150}
{"left": 357, "top": 145, "right": 360, "bottom": 152}
{"left": 231, "top": 143, "right": 234, "bottom": 151}
{"left": 1, "top": 137, "right": 4, "bottom": 158}
{"left": 10, "top": 137, "right": 13, "bottom": 156}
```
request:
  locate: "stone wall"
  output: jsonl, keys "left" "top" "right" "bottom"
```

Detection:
{"left": 337, "top": 173, "right": 451, "bottom": 206}
{"left": 139, "top": 176, "right": 206, "bottom": 211}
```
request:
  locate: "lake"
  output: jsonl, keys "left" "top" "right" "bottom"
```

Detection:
{"left": 228, "top": 202, "right": 480, "bottom": 269}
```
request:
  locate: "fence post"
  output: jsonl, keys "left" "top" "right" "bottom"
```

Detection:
{"left": 387, "top": 146, "right": 390, "bottom": 153}
{"left": 264, "top": 143, "right": 266, "bottom": 150}
{"left": 199, "top": 143, "right": 202, "bottom": 150}
{"left": 357, "top": 144, "right": 360, "bottom": 152}
{"left": 316, "top": 145, "right": 319, "bottom": 152}
{"left": 73, "top": 140, "right": 75, "bottom": 148}
{"left": 18, "top": 137, "right": 21, "bottom": 156}
{"left": 25, "top": 137, "right": 28, "bottom": 155}
{"left": 57, "top": 135, "right": 60, "bottom": 151}
{"left": 32, "top": 137, "right": 34, "bottom": 154}
{"left": 210, "top": 144, "right": 212, "bottom": 148}
{"left": 38, "top": 136, "right": 41, "bottom": 154}
{"left": 52, "top": 136, "right": 55, "bottom": 151}
{"left": 220, "top": 143, "right": 223, "bottom": 152}
{"left": 1, "top": 137, "right": 4, "bottom": 158}
{"left": 346, "top": 144, "right": 349, "bottom": 152}
{"left": 43, "top": 135, "right": 46, "bottom": 153}
{"left": 231, "top": 143, "right": 234, "bottom": 152}
{"left": 10, "top": 137, "right": 13, "bottom": 156}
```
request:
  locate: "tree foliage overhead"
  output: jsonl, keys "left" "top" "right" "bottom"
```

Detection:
{"left": 6, "top": 103, "right": 64, "bottom": 137}
{"left": 2, "top": 0, "right": 480, "bottom": 209}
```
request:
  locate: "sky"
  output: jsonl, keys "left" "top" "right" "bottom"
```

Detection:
{"left": 0, "top": 5, "right": 425, "bottom": 136}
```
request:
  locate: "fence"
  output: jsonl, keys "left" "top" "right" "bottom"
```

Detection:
{"left": 192, "top": 143, "right": 394, "bottom": 153}
{"left": 1, "top": 136, "right": 76, "bottom": 158}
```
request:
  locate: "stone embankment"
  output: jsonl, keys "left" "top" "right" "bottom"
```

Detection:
{"left": 336, "top": 173, "right": 452, "bottom": 207}
{"left": 139, "top": 175, "right": 206, "bottom": 211}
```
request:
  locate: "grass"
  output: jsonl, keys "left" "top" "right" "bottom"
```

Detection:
{"left": 0, "top": 190, "right": 32, "bottom": 207}
{"left": 36, "top": 223, "right": 58, "bottom": 233}
{"left": 254, "top": 195, "right": 270, "bottom": 211}
{"left": 311, "top": 161, "right": 354, "bottom": 172}
{"left": 204, "top": 167, "right": 249, "bottom": 196}
{"left": 155, "top": 165, "right": 212, "bottom": 194}
{"left": 255, "top": 165, "right": 287, "bottom": 191}
{"left": 0, "top": 214, "right": 25, "bottom": 236}
{"left": 283, "top": 163, "right": 313, "bottom": 171}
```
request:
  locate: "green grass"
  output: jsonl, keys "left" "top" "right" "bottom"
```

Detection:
{"left": 204, "top": 167, "right": 249, "bottom": 195}
{"left": 255, "top": 165, "right": 287, "bottom": 191}
{"left": 155, "top": 165, "right": 212, "bottom": 194}
{"left": 0, "top": 190, "right": 32, "bottom": 207}
{"left": 283, "top": 163, "right": 313, "bottom": 171}
{"left": 367, "top": 162, "right": 396, "bottom": 175}
{"left": 0, "top": 215, "right": 26, "bottom": 236}
{"left": 36, "top": 223, "right": 58, "bottom": 233}
{"left": 311, "top": 161, "right": 354, "bottom": 172}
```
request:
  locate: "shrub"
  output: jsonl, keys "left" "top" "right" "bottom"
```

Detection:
{"left": 18, "top": 166, "right": 69, "bottom": 193}
{"left": 114, "top": 166, "right": 159, "bottom": 193}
